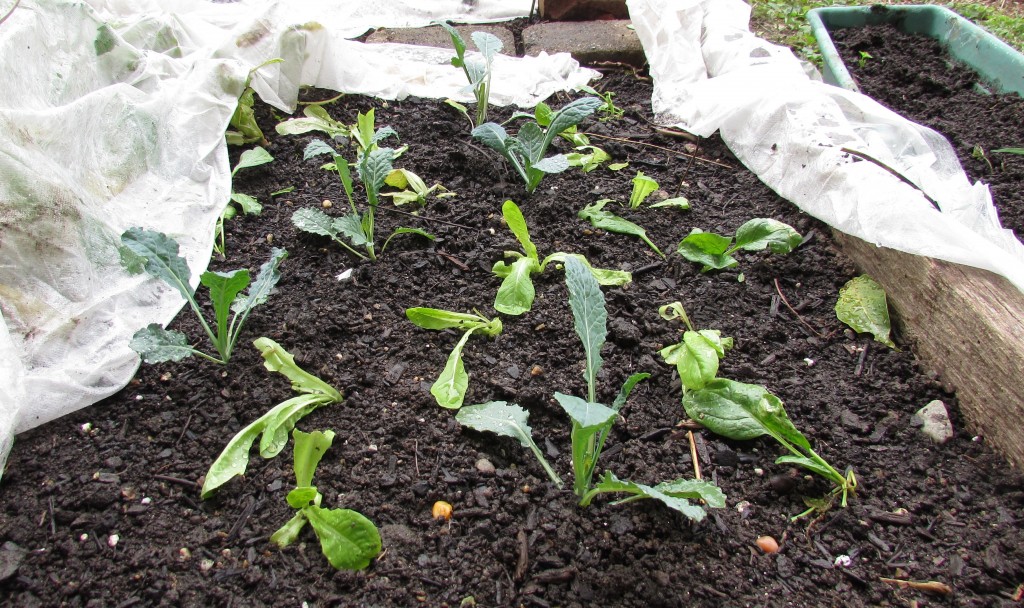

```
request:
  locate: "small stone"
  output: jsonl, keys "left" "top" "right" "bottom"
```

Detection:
{"left": 322, "top": 199, "right": 333, "bottom": 208}
{"left": 914, "top": 400, "right": 954, "bottom": 444}
{"left": 476, "top": 458, "right": 496, "bottom": 475}
{"left": 107, "top": 534, "right": 120, "bottom": 548}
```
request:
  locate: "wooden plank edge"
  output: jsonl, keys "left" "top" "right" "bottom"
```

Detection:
{"left": 833, "top": 230, "right": 1024, "bottom": 470}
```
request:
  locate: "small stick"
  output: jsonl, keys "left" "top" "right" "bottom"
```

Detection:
{"left": 175, "top": 414, "right": 193, "bottom": 447}
{"left": 414, "top": 440, "right": 420, "bottom": 477}
{"left": 687, "top": 431, "right": 702, "bottom": 480}
{"left": 48, "top": 496, "right": 57, "bottom": 536}
{"left": 152, "top": 474, "right": 199, "bottom": 488}
{"left": 840, "top": 147, "right": 941, "bottom": 210}
{"left": 375, "top": 204, "right": 478, "bottom": 231}
{"left": 583, "top": 132, "right": 733, "bottom": 169}
{"left": 854, "top": 342, "right": 869, "bottom": 377}
{"left": 773, "top": 278, "right": 827, "bottom": 339}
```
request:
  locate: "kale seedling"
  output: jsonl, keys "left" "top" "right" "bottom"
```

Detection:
{"left": 578, "top": 199, "right": 664, "bottom": 258}
{"left": 119, "top": 228, "right": 286, "bottom": 365}
{"left": 438, "top": 23, "right": 503, "bottom": 127}
{"left": 294, "top": 139, "right": 433, "bottom": 261}
{"left": 270, "top": 429, "right": 382, "bottom": 570}
{"left": 459, "top": 257, "right": 725, "bottom": 520}
{"left": 524, "top": 102, "right": 611, "bottom": 173}
{"left": 472, "top": 97, "right": 602, "bottom": 193}
{"left": 677, "top": 218, "right": 802, "bottom": 272}
{"left": 201, "top": 338, "right": 344, "bottom": 497}
{"left": 406, "top": 308, "right": 502, "bottom": 409}
{"left": 492, "top": 200, "right": 631, "bottom": 316}
{"left": 216, "top": 146, "right": 274, "bottom": 257}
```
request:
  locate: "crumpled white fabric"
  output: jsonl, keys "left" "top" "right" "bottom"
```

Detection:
{"left": 0, "top": 0, "right": 597, "bottom": 475}
{"left": 628, "top": 0, "right": 1024, "bottom": 292}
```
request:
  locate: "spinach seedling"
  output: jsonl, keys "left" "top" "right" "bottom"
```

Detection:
{"left": 658, "top": 302, "right": 733, "bottom": 392}
{"left": 216, "top": 146, "right": 274, "bottom": 257}
{"left": 295, "top": 139, "right": 433, "bottom": 260}
{"left": 472, "top": 97, "right": 602, "bottom": 193}
{"left": 459, "top": 259, "right": 724, "bottom": 520}
{"left": 201, "top": 338, "right": 344, "bottom": 497}
{"left": 492, "top": 200, "right": 631, "bottom": 316}
{"left": 835, "top": 275, "right": 895, "bottom": 348}
{"left": 677, "top": 218, "right": 802, "bottom": 272}
{"left": 270, "top": 429, "right": 382, "bottom": 570}
{"left": 438, "top": 23, "right": 502, "bottom": 128}
{"left": 406, "top": 308, "right": 502, "bottom": 409}
{"left": 119, "top": 228, "right": 286, "bottom": 365}
{"left": 683, "top": 378, "right": 856, "bottom": 508}
{"left": 578, "top": 199, "right": 664, "bottom": 258}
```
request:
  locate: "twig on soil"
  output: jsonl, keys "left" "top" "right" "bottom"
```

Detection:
{"left": 880, "top": 578, "right": 953, "bottom": 596}
{"left": 514, "top": 529, "right": 529, "bottom": 581}
{"left": 854, "top": 342, "right": 869, "bottom": 377}
{"left": 773, "top": 278, "right": 828, "bottom": 339}
{"left": 687, "top": 431, "right": 702, "bottom": 481}
{"left": 632, "top": 261, "right": 665, "bottom": 276}
{"left": 653, "top": 126, "right": 700, "bottom": 142}
{"left": 840, "top": 147, "right": 941, "bottom": 210}
{"left": 175, "top": 414, "right": 193, "bottom": 448}
{"left": 374, "top": 204, "right": 479, "bottom": 231}
{"left": 152, "top": 474, "right": 199, "bottom": 488}
{"left": 48, "top": 496, "right": 56, "bottom": 536}
{"left": 414, "top": 440, "right": 420, "bottom": 477}
{"left": 583, "top": 132, "right": 733, "bottom": 169}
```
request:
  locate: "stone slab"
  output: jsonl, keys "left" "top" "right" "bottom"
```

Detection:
{"left": 366, "top": 24, "right": 515, "bottom": 55}
{"left": 523, "top": 20, "right": 644, "bottom": 66}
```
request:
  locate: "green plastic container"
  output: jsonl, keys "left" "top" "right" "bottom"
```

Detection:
{"left": 807, "top": 4, "right": 1024, "bottom": 96}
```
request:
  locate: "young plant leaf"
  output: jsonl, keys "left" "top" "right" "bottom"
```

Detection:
{"left": 582, "top": 471, "right": 723, "bottom": 521}
{"left": 681, "top": 378, "right": 781, "bottom": 441}
{"left": 456, "top": 401, "right": 563, "bottom": 488}
{"left": 564, "top": 255, "right": 606, "bottom": 402}
{"left": 553, "top": 392, "right": 617, "bottom": 430}
{"left": 676, "top": 229, "right": 738, "bottom": 272}
{"left": 293, "top": 429, "right": 335, "bottom": 488}
{"left": 255, "top": 337, "right": 342, "bottom": 399}
{"left": 233, "top": 147, "right": 274, "bottom": 174}
{"left": 660, "top": 330, "right": 731, "bottom": 392}
{"left": 493, "top": 256, "right": 539, "bottom": 316}
{"left": 578, "top": 199, "right": 664, "bottom": 257}
{"left": 629, "top": 171, "right": 658, "bottom": 208}
{"left": 304, "top": 139, "right": 337, "bottom": 160}
{"left": 129, "top": 324, "right": 194, "bottom": 363}
{"left": 649, "top": 196, "right": 690, "bottom": 210}
{"left": 835, "top": 275, "right": 895, "bottom": 348}
{"left": 431, "top": 329, "right": 474, "bottom": 410}
{"left": 501, "top": 199, "right": 538, "bottom": 261}
{"left": 304, "top": 507, "right": 383, "bottom": 570}
{"left": 200, "top": 269, "right": 250, "bottom": 353}
{"left": 275, "top": 105, "right": 348, "bottom": 138}
{"left": 119, "top": 227, "right": 194, "bottom": 301}
{"left": 380, "top": 227, "right": 435, "bottom": 253}
{"left": 270, "top": 512, "right": 307, "bottom": 548}
{"left": 407, "top": 308, "right": 501, "bottom": 409}
{"left": 229, "top": 192, "right": 262, "bottom": 215}
{"left": 732, "top": 218, "right": 802, "bottom": 253}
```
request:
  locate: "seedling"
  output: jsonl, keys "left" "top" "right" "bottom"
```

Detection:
{"left": 382, "top": 168, "right": 456, "bottom": 207}
{"left": 201, "top": 338, "right": 344, "bottom": 498}
{"left": 578, "top": 199, "right": 664, "bottom": 258}
{"left": 226, "top": 58, "right": 283, "bottom": 146}
{"left": 119, "top": 228, "right": 286, "bottom": 365}
{"left": 492, "top": 200, "right": 631, "bottom": 316}
{"left": 835, "top": 275, "right": 895, "bottom": 348}
{"left": 459, "top": 258, "right": 725, "bottom": 520}
{"left": 658, "top": 302, "right": 733, "bottom": 392}
{"left": 275, "top": 104, "right": 350, "bottom": 139}
{"left": 216, "top": 146, "right": 274, "bottom": 256}
{"left": 525, "top": 102, "right": 611, "bottom": 173}
{"left": 270, "top": 429, "right": 382, "bottom": 570}
{"left": 856, "top": 50, "right": 873, "bottom": 68}
{"left": 438, "top": 23, "right": 502, "bottom": 127}
{"left": 677, "top": 218, "right": 802, "bottom": 272}
{"left": 406, "top": 308, "right": 502, "bottom": 409}
{"left": 295, "top": 139, "right": 433, "bottom": 260}
{"left": 629, "top": 171, "right": 658, "bottom": 208}
{"left": 577, "top": 84, "right": 625, "bottom": 121}
{"left": 472, "top": 97, "right": 602, "bottom": 193}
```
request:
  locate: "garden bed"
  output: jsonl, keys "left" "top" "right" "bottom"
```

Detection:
{"left": 1, "top": 70, "right": 1022, "bottom": 607}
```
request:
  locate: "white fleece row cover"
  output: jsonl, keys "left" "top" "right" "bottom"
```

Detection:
{"left": 0, "top": 0, "right": 596, "bottom": 475}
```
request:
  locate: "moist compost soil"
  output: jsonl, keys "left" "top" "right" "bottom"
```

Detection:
{"left": 2, "top": 70, "right": 1024, "bottom": 608}
{"left": 831, "top": 16, "right": 1024, "bottom": 241}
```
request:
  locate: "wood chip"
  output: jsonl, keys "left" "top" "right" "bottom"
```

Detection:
{"left": 880, "top": 577, "right": 953, "bottom": 595}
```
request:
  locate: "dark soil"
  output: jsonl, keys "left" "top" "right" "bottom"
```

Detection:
{"left": 831, "top": 17, "right": 1024, "bottom": 242}
{"left": 2, "top": 70, "right": 1023, "bottom": 607}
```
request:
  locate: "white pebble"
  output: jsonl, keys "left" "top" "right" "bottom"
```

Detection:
{"left": 107, "top": 534, "right": 120, "bottom": 548}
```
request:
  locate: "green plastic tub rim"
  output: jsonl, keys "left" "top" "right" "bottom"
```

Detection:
{"left": 807, "top": 4, "right": 1024, "bottom": 97}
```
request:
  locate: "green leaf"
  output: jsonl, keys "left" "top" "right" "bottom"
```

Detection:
{"left": 649, "top": 196, "right": 690, "bottom": 210}
{"left": 655, "top": 477, "right": 727, "bottom": 509}
{"left": 292, "top": 207, "right": 338, "bottom": 238}
{"left": 119, "top": 227, "right": 193, "bottom": 302}
{"left": 589, "top": 472, "right": 710, "bottom": 520}
{"left": 471, "top": 30, "right": 502, "bottom": 60}
{"left": 544, "top": 97, "right": 602, "bottom": 149}
{"left": 229, "top": 192, "right": 262, "bottom": 215}
{"left": 501, "top": 200, "right": 537, "bottom": 261}
{"left": 334, "top": 214, "right": 371, "bottom": 247}
{"left": 732, "top": 218, "right": 802, "bottom": 253}
{"left": 233, "top": 146, "right": 274, "bottom": 173}
{"left": 554, "top": 392, "right": 617, "bottom": 430}
{"left": 437, "top": 21, "right": 467, "bottom": 64}
{"left": 304, "top": 506, "right": 382, "bottom": 570}
{"left": 612, "top": 372, "right": 650, "bottom": 411}
{"left": 677, "top": 229, "right": 738, "bottom": 271}
{"left": 456, "top": 402, "right": 564, "bottom": 489}
{"left": 493, "top": 256, "right": 539, "bottom": 316}
{"left": 254, "top": 337, "right": 342, "bottom": 400}
{"left": 835, "top": 275, "right": 895, "bottom": 348}
{"left": 270, "top": 512, "right": 308, "bottom": 548}
{"left": 304, "top": 139, "right": 337, "bottom": 160}
{"left": 275, "top": 106, "right": 348, "bottom": 138}
{"left": 564, "top": 256, "right": 606, "bottom": 402}
{"left": 359, "top": 148, "right": 394, "bottom": 200}
{"left": 775, "top": 454, "right": 836, "bottom": 480}
{"left": 629, "top": 171, "right": 658, "bottom": 208}
{"left": 406, "top": 308, "right": 489, "bottom": 330}
{"left": 230, "top": 247, "right": 288, "bottom": 316}
{"left": 472, "top": 122, "right": 510, "bottom": 155}
{"left": 607, "top": 162, "right": 629, "bottom": 171}
{"left": 286, "top": 487, "right": 321, "bottom": 509}
{"left": 129, "top": 324, "right": 195, "bottom": 363}
{"left": 531, "top": 154, "right": 570, "bottom": 175}
{"left": 658, "top": 301, "right": 693, "bottom": 330}
{"left": 682, "top": 379, "right": 772, "bottom": 441}
{"left": 292, "top": 429, "right": 335, "bottom": 489}
{"left": 430, "top": 329, "right": 474, "bottom": 409}
{"left": 542, "top": 253, "right": 632, "bottom": 287}
{"left": 200, "top": 269, "right": 250, "bottom": 353}
{"left": 660, "top": 330, "right": 729, "bottom": 391}
{"left": 992, "top": 147, "right": 1024, "bottom": 155}
{"left": 578, "top": 199, "right": 664, "bottom": 257}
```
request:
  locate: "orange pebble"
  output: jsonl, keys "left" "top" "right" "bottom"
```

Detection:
{"left": 432, "top": 501, "right": 453, "bottom": 521}
{"left": 756, "top": 536, "right": 780, "bottom": 554}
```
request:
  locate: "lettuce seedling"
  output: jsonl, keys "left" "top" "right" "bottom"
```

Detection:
{"left": 472, "top": 97, "right": 602, "bottom": 193}
{"left": 578, "top": 199, "right": 664, "bottom": 258}
{"left": 629, "top": 171, "right": 658, "bottom": 208}
{"left": 275, "top": 105, "right": 349, "bottom": 139}
{"left": 119, "top": 228, "right": 286, "bottom": 365}
{"left": 438, "top": 23, "right": 502, "bottom": 127}
{"left": 406, "top": 308, "right": 502, "bottom": 409}
{"left": 577, "top": 84, "right": 624, "bottom": 121}
{"left": 492, "top": 200, "right": 631, "bottom": 316}
{"left": 296, "top": 140, "right": 433, "bottom": 260}
{"left": 658, "top": 302, "right": 733, "bottom": 392}
{"left": 270, "top": 429, "right": 382, "bottom": 570}
{"left": 226, "top": 58, "right": 284, "bottom": 146}
{"left": 382, "top": 168, "right": 456, "bottom": 207}
{"left": 216, "top": 146, "right": 274, "bottom": 257}
{"left": 677, "top": 218, "right": 802, "bottom": 272}
{"left": 201, "top": 338, "right": 344, "bottom": 498}
{"left": 683, "top": 378, "right": 856, "bottom": 507}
